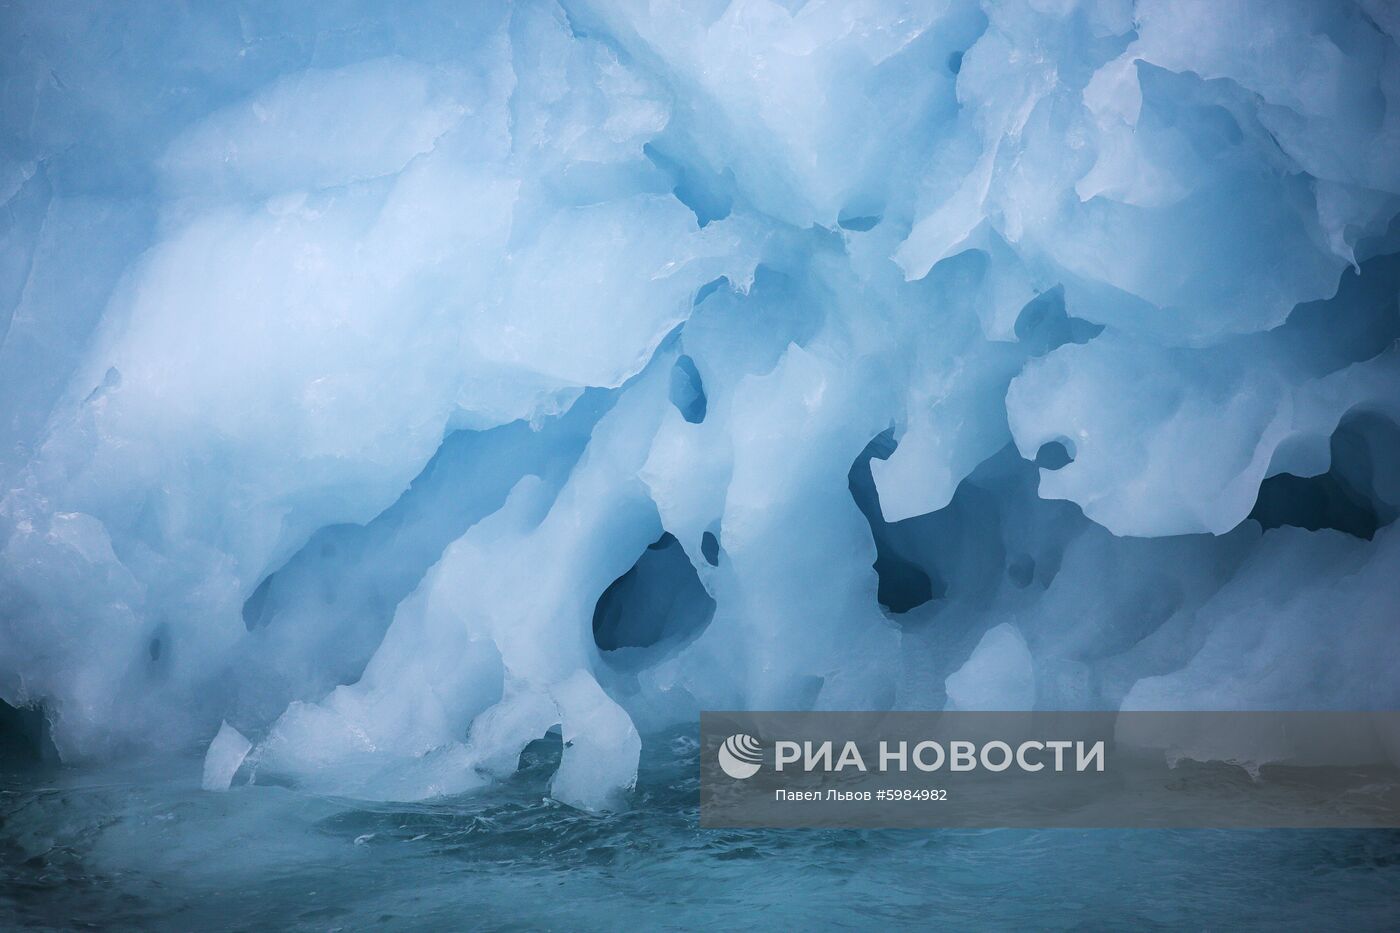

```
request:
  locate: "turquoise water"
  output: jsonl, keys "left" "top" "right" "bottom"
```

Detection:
{"left": 4, "top": 729, "right": 1400, "bottom": 931}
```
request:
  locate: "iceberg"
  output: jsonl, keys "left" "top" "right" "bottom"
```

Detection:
{"left": 2, "top": 0, "right": 1398, "bottom": 810}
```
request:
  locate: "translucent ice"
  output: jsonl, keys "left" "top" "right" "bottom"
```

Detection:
{"left": 2, "top": 0, "right": 1399, "bottom": 809}
{"left": 202, "top": 721, "right": 252, "bottom": 792}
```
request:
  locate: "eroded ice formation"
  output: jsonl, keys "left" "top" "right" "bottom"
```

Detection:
{"left": 2, "top": 0, "right": 1399, "bottom": 808}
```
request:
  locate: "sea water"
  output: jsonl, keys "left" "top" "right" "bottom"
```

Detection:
{"left": 4, "top": 729, "right": 1399, "bottom": 931}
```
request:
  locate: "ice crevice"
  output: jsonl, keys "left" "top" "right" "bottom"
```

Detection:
{"left": 0, "top": 0, "right": 1398, "bottom": 807}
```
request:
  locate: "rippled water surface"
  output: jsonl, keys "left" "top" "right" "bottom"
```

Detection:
{"left": 4, "top": 729, "right": 1400, "bottom": 931}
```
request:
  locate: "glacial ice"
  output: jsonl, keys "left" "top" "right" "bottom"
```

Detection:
{"left": 2, "top": 0, "right": 1399, "bottom": 809}
{"left": 201, "top": 721, "right": 252, "bottom": 792}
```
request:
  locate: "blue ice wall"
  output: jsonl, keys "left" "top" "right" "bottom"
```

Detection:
{"left": 2, "top": 0, "right": 1399, "bottom": 807}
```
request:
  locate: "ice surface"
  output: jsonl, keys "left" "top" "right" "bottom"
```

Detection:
{"left": 945, "top": 623, "right": 1036, "bottom": 711}
{"left": 2, "top": 0, "right": 1399, "bottom": 807}
{"left": 201, "top": 721, "right": 252, "bottom": 792}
